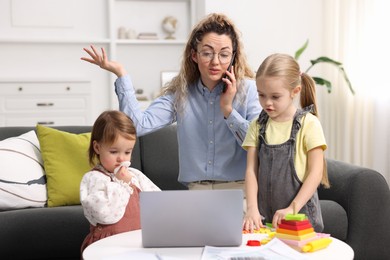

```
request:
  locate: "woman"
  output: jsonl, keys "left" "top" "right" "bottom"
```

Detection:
{"left": 81, "top": 13, "right": 261, "bottom": 192}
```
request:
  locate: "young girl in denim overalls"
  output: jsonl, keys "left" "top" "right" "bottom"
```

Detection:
{"left": 242, "top": 53, "right": 330, "bottom": 233}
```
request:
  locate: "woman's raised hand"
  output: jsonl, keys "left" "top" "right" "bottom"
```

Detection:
{"left": 81, "top": 45, "right": 127, "bottom": 77}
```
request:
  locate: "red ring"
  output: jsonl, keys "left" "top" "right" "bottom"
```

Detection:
{"left": 246, "top": 240, "right": 261, "bottom": 246}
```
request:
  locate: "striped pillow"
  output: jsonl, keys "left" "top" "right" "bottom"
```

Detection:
{"left": 0, "top": 131, "right": 47, "bottom": 209}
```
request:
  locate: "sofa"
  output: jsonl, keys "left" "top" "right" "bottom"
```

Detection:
{"left": 0, "top": 125, "right": 389, "bottom": 260}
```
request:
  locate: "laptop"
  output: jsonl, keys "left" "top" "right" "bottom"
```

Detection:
{"left": 140, "top": 189, "right": 243, "bottom": 248}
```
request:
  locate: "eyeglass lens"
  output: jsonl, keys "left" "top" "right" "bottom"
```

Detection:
{"left": 198, "top": 51, "right": 233, "bottom": 64}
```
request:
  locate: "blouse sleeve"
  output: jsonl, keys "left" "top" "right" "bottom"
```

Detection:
{"left": 225, "top": 80, "right": 262, "bottom": 144}
{"left": 80, "top": 170, "right": 132, "bottom": 226}
{"left": 115, "top": 75, "right": 176, "bottom": 136}
{"left": 129, "top": 167, "right": 161, "bottom": 192}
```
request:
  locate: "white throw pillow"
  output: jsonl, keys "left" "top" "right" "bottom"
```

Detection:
{"left": 0, "top": 130, "right": 47, "bottom": 209}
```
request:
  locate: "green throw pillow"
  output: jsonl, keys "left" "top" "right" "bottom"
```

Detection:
{"left": 36, "top": 125, "right": 91, "bottom": 207}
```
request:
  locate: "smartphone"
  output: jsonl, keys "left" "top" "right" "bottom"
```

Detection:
{"left": 222, "top": 52, "right": 236, "bottom": 93}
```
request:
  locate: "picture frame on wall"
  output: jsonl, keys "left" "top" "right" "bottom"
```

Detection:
{"left": 161, "top": 71, "right": 178, "bottom": 88}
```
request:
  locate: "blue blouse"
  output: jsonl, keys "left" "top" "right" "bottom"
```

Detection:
{"left": 115, "top": 75, "right": 261, "bottom": 184}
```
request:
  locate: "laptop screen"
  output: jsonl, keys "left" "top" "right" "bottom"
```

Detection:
{"left": 140, "top": 189, "right": 243, "bottom": 247}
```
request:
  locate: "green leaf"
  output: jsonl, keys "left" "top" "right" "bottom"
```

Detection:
{"left": 310, "top": 56, "right": 342, "bottom": 66}
{"left": 294, "top": 39, "right": 355, "bottom": 95}
{"left": 295, "top": 39, "right": 309, "bottom": 60}
{"left": 310, "top": 57, "right": 355, "bottom": 94}
{"left": 339, "top": 67, "right": 355, "bottom": 94}
{"left": 313, "top": 77, "right": 332, "bottom": 93}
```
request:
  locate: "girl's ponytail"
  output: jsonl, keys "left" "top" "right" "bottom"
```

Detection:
{"left": 300, "top": 72, "right": 319, "bottom": 117}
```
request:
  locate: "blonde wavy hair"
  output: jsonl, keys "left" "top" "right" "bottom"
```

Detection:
{"left": 160, "top": 13, "right": 254, "bottom": 114}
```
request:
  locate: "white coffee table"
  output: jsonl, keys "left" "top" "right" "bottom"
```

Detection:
{"left": 83, "top": 229, "right": 354, "bottom": 260}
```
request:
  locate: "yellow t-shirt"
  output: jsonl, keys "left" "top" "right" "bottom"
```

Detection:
{"left": 242, "top": 113, "right": 327, "bottom": 181}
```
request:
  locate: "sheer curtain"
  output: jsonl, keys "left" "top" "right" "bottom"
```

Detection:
{"left": 320, "top": 0, "right": 390, "bottom": 184}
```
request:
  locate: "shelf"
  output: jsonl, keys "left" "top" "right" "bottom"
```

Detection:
{"left": 0, "top": 38, "right": 111, "bottom": 44}
{"left": 116, "top": 0, "right": 189, "bottom": 2}
{"left": 115, "top": 39, "right": 187, "bottom": 45}
{"left": 111, "top": 0, "right": 194, "bottom": 42}
{"left": 0, "top": 38, "right": 187, "bottom": 45}
{"left": 0, "top": 78, "right": 90, "bottom": 83}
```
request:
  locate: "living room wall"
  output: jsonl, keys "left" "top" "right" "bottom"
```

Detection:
{"left": 203, "top": 0, "right": 324, "bottom": 74}
{"left": 0, "top": 0, "right": 324, "bottom": 125}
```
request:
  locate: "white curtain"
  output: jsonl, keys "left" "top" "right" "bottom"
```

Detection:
{"left": 320, "top": 0, "right": 390, "bottom": 184}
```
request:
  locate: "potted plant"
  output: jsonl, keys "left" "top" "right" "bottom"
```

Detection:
{"left": 295, "top": 40, "right": 355, "bottom": 94}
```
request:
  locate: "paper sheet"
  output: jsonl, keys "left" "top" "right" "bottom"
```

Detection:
{"left": 102, "top": 251, "right": 181, "bottom": 260}
{"left": 201, "top": 238, "right": 309, "bottom": 260}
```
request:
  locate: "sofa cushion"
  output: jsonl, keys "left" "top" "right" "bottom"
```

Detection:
{"left": 139, "top": 124, "right": 186, "bottom": 190}
{"left": 320, "top": 200, "right": 348, "bottom": 241}
{"left": 0, "top": 130, "right": 47, "bottom": 209}
{"left": 37, "top": 125, "right": 91, "bottom": 207}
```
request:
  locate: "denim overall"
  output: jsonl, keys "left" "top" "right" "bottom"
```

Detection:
{"left": 257, "top": 105, "right": 324, "bottom": 232}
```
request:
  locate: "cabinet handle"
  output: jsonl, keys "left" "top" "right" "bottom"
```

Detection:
{"left": 37, "top": 121, "right": 55, "bottom": 125}
{"left": 36, "top": 103, "right": 54, "bottom": 107}
{"left": 18, "top": 86, "right": 23, "bottom": 91}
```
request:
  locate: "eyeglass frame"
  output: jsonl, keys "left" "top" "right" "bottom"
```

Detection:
{"left": 196, "top": 50, "right": 235, "bottom": 64}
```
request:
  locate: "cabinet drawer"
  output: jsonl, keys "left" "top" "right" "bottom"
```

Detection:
{"left": 0, "top": 82, "right": 90, "bottom": 95}
{"left": 4, "top": 97, "right": 88, "bottom": 111}
{"left": 0, "top": 81, "right": 91, "bottom": 126}
{"left": 4, "top": 116, "right": 89, "bottom": 127}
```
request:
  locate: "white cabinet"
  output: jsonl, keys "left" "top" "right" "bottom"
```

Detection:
{"left": 0, "top": 81, "right": 91, "bottom": 126}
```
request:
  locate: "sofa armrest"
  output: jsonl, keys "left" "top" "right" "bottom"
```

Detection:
{"left": 319, "top": 159, "right": 390, "bottom": 260}
{"left": 0, "top": 206, "right": 89, "bottom": 259}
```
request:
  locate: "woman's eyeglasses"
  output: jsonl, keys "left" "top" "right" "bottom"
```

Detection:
{"left": 197, "top": 51, "right": 234, "bottom": 64}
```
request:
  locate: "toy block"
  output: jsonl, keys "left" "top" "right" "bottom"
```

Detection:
{"left": 280, "top": 219, "right": 310, "bottom": 226}
{"left": 261, "top": 237, "right": 272, "bottom": 245}
{"left": 302, "top": 237, "right": 332, "bottom": 252}
{"left": 279, "top": 223, "right": 312, "bottom": 231}
{"left": 265, "top": 222, "right": 273, "bottom": 229}
{"left": 246, "top": 240, "right": 261, "bottom": 246}
{"left": 285, "top": 213, "right": 306, "bottom": 221}
{"left": 276, "top": 227, "right": 314, "bottom": 236}
{"left": 279, "top": 236, "right": 320, "bottom": 248}
{"left": 275, "top": 232, "right": 316, "bottom": 241}
{"left": 316, "top": 233, "right": 331, "bottom": 238}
